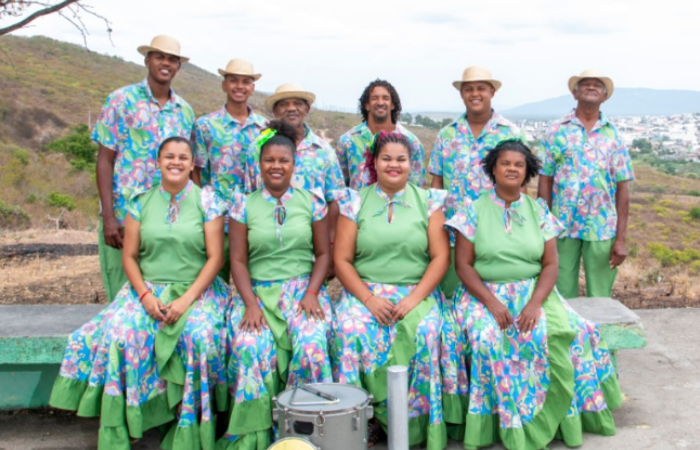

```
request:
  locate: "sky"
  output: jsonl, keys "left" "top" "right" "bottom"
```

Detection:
{"left": 10, "top": 0, "right": 700, "bottom": 113}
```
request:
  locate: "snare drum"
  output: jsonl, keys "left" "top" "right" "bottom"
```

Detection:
{"left": 272, "top": 383, "right": 373, "bottom": 450}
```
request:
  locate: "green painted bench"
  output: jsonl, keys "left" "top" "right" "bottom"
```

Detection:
{"left": 0, "top": 304, "right": 105, "bottom": 410}
{"left": 566, "top": 297, "right": 648, "bottom": 371}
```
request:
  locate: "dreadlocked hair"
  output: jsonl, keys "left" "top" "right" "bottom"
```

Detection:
{"left": 358, "top": 79, "right": 402, "bottom": 125}
{"left": 260, "top": 120, "right": 298, "bottom": 159}
{"left": 363, "top": 131, "right": 411, "bottom": 184}
{"left": 482, "top": 139, "right": 541, "bottom": 187}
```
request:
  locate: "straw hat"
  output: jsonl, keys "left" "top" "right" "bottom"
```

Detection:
{"left": 453, "top": 66, "right": 502, "bottom": 91}
{"left": 265, "top": 84, "right": 316, "bottom": 111}
{"left": 218, "top": 59, "right": 261, "bottom": 81}
{"left": 137, "top": 35, "right": 189, "bottom": 62}
{"left": 568, "top": 70, "right": 614, "bottom": 99}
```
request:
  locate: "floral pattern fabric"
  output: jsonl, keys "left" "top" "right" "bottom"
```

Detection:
{"left": 244, "top": 124, "right": 345, "bottom": 203}
{"left": 336, "top": 122, "right": 426, "bottom": 189}
{"left": 192, "top": 106, "right": 268, "bottom": 199}
{"left": 221, "top": 276, "right": 333, "bottom": 442}
{"left": 428, "top": 112, "right": 525, "bottom": 241}
{"left": 446, "top": 190, "right": 619, "bottom": 446}
{"left": 540, "top": 110, "right": 634, "bottom": 241}
{"left": 91, "top": 79, "right": 195, "bottom": 225}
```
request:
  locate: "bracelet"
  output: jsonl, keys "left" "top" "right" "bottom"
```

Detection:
{"left": 139, "top": 290, "right": 151, "bottom": 302}
{"left": 362, "top": 292, "right": 373, "bottom": 305}
{"left": 306, "top": 289, "right": 319, "bottom": 296}
{"left": 330, "top": 241, "right": 334, "bottom": 245}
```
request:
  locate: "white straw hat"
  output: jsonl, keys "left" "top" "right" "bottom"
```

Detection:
{"left": 137, "top": 35, "right": 189, "bottom": 62}
{"left": 218, "top": 59, "right": 261, "bottom": 81}
{"left": 453, "top": 66, "right": 501, "bottom": 91}
{"left": 568, "top": 69, "right": 614, "bottom": 99}
{"left": 265, "top": 83, "right": 316, "bottom": 111}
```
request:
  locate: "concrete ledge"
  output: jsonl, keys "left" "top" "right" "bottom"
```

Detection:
{"left": 566, "top": 297, "right": 648, "bottom": 350}
{"left": 0, "top": 305, "right": 105, "bottom": 364}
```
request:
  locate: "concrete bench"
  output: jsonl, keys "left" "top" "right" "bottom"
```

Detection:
{"left": 566, "top": 297, "right": 647, "bottom": 371}
{"left": 0, "top": 304, "right": 105, "bottom": 410}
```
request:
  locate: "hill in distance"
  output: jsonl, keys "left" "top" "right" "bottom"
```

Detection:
{"left": 503, "top": 88, "right": 700, "bottom": 120}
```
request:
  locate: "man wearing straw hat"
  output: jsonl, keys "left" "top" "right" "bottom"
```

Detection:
{"left": 336, "top": 79, "right": 426, "bottom": 189}
{"left": 538, "top": 70, "right": 634, "bottom": 299}
{"left": 93, "top": 35, "right": 195, "bottom": 301}
{"left": 429, "top": 66, "right": 525, "bottom": 299}
{"left": 192, "top": 59, "right": 267, "bottom": 282}
{"left": 192, "top": 59, "right": 267, "bottom": 193}
{"left": 245, "top": 84, "right": 344, "bottom": 269}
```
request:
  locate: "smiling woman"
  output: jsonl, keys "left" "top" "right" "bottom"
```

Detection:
{"left": 49, "top": 137, "right": 231, "bottom": 450}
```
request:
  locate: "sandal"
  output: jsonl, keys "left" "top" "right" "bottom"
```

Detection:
{"left": 367, "top": 418, "right": 384, "bottom": 448}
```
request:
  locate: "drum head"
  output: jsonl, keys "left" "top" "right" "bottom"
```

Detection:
{"left": 276, "top": 383, "right": 370, "bottom": 412}
{"left": 268, "top": 437, "right": 318, "bottom": 450}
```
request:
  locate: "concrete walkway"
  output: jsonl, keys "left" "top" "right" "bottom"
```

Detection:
{"left": 1, "top": 308, "right": 698, "bottom": 450}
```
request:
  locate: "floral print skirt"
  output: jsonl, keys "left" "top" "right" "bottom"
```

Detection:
{"left": 332, "top": 282, "right": 448, "bottom": 450}
{"left": 49, "top": 277, "right": 231, "bottom": 450}
{"left": 218, "top": 275, "right": 333, "bottom": 450}
{"left": 454, "top": 278, "right": 622, "bottom": 450}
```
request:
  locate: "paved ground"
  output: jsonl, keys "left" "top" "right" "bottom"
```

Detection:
{"left": 1, "top": 308, "right": 698, "bottom": 450}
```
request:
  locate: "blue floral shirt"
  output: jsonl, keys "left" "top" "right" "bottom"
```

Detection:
{"left": 91, "top": 79, "right": 195, "bottom": 225}
{"left": 540, "top": 110, "right": 635, "bottom": 241}
{"left": 336, "top": 122, "right": 426, "bottom": 189}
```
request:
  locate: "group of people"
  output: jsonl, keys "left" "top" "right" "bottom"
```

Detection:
{"left": 48, "top": 34, "right": 634, "bottom": 450}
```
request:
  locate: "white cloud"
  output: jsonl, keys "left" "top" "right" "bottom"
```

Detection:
{"left": 11, "top": 0, "right": 700, "bottom": 113}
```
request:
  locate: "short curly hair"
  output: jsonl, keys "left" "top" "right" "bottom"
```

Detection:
{"left": 358, "top": 79, "right": 402, "bottom": 124}
{"left": 481, "top": 139, "right": 541, "bottom": 187}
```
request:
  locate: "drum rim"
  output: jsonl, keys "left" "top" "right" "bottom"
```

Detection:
{"left": 269, "top": 436, "right": 318, "bottom": 449}
{"left": 275, "top": 383, "right": 373, "bottom": 414}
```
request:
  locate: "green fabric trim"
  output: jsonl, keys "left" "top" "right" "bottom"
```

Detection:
{"left": 256, "top": 284, "right": 292, "bottom": 384}
{"left": 161, "top": 419, "right": 217, "bottom": 450}
{"left": 464, "top": 290, "right": 576, "bottom": 450}
{"left": 601, "top": 372, "right": 623, "bottom": 411}
{"left": 155, "top": 282, "right": 196, "bottom": 387}
{"left": 215, "top": 430, "right": 271, "bottom": 450}
{"left": 98, "top": 425, "right": 131, "bottom": 450}
{"left": 443, "top": 392, "right": 467, "bottom": 424}
{"left": 49, "top": 375, "right": 87, "bottom": 411}
{"left": 78, "top": 384, "right": 104, "bottom": 417}
{"left": 366, "top": 295, "right": 436, "bottom": 403}
{"left": 224, "top": 394, "right": 273, "bottom": 437}
{"left": 216, "top": 382, "right": 229, "bottom": 413}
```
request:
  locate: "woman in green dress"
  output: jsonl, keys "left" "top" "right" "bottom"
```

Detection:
{"left": 50, "top": 137, "right": 231, "bottom": 450}
{"left": 218, "top": 121, "right": 333, "bottom": 450}
{"left": 446, "top": 139, "right": 622, "bottom": 450}
{"left": 332, "top": 131, "right": 452, "bottom": 449}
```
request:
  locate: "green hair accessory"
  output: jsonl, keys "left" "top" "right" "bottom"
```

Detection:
{"left": 255, "top": 128, "right": 278, "bottom": 161}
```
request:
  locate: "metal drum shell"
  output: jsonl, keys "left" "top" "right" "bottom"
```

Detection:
{"left": 273, "top": 384, "right": 373, "bottom": 450}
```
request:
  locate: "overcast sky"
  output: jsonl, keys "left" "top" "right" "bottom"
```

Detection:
{"left": 12, "top": 0, "right": 700, "bottom": 112}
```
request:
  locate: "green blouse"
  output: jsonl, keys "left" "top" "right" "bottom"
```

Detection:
{"left": 128, "top": 181, "right": 226, "bottom": 284}
{"left": 339, "top": 183, "right": 447, "bottom": 285}
{"left": 229, "top": 187, "right": 327, "bottom": 281}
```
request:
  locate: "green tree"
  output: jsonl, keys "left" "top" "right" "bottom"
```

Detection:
{"left": 46, "top": 123, "right": 98, "bottom": 170}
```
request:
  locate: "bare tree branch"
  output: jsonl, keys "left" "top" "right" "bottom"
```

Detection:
{"left": 0, "top": 0, "right": 79, "bottom": 36}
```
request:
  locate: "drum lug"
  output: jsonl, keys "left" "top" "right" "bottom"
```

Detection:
{"left": 315, "top": 411, "right": 326, "bottom": 437}
{"left": 284, "top": 407, "right": 291, "bottom": 432}
{"left": 272, "top": 407, "right": 279, "bottom": 422}
{"left": 352, "top": 406, "right": 361, "bottom": 430}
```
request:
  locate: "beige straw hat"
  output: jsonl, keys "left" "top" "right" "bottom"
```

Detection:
{"left": 137, "top": 35, "right": 189, "bottom": 62}
{"left": 218, "top": 59, "right": 261, "bottom": 81}
{"left": 568, "top": 70, "right": 614, "bottom": 99}
{"left": 453, "top": 66, "right": 502, "bottom": 91}
{"left": 265, "top": 83, "right": 316, "bottom": 111}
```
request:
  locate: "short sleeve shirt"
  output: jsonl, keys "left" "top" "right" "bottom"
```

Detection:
{"left": 244, "top": 124, "right": 345, "bottom": 203}
{"left": 91, "top": 79, "right": 195, "bottom": 226}
{"left": 192, "top": 106, "right": 268, "bottom": 201}
{"left": 336, "top": 122, "right": 426, "bottom": 190}
{"left": 540, "top": 110, "right": 635, "bottom": 241}
{"left": 429, "top": 111, "right": 526, "bottom": 222}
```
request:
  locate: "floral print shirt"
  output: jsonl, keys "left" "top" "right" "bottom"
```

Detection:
{"left": 91, "top": 78, "right": 195, "bottom": 226}
{"left": 429, "top": 111, "right": 525, "bottom": 243}
{"left": 540, "top": 110, "right": 635, "bottom": 241}
{"left": 244, "top": 124, "right": 345, "bottom": 203}
{"left": 192, "top": 105, "right": 268, "bottom": 200}
{"left": 336, "top": 122, "right": 426, "bottom": 189}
